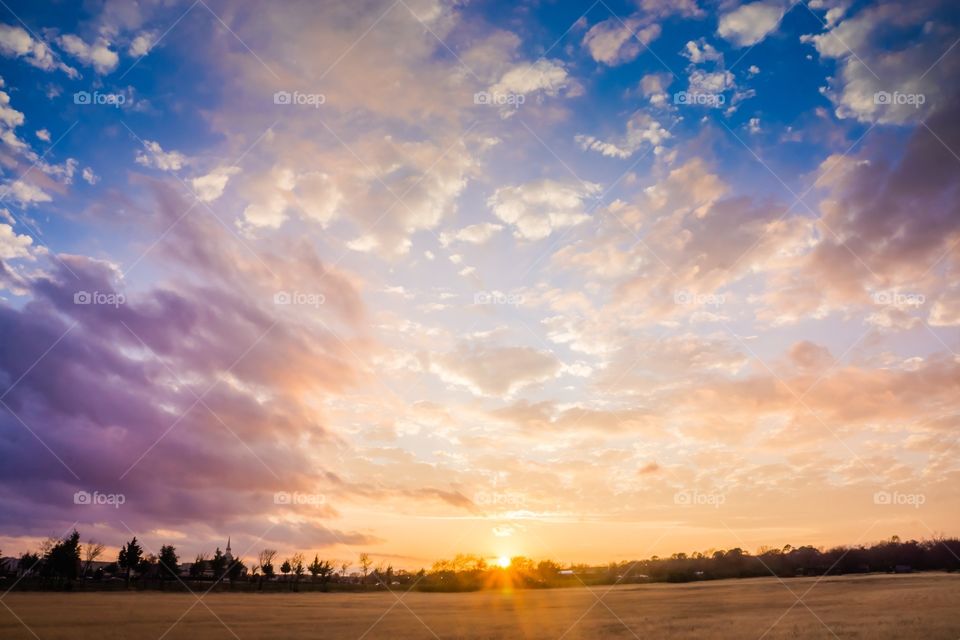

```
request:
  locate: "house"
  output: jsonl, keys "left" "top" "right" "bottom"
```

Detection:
{"left": 0, "top": 557, "right": 18, "bottom": 575}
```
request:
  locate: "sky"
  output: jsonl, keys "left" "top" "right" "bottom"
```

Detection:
{"left": 0, "top": 0, "right": 958, "bottom": 570}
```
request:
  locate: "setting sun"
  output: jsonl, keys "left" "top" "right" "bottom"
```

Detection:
{"left": 496, "top": 556, "right": 511, "bottom": 569}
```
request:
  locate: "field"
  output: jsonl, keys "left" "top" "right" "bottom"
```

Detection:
{"left": 2, "top": 573, "right": 959, "bottom": 639}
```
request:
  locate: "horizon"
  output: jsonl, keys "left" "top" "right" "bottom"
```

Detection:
{"left": 0, "top": 0, "right": 959, "bottom": 580}
{"left": 4, "top": 529, "right": 954, "bottom": 575}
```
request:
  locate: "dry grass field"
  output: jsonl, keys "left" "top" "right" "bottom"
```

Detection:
{"left": 2, "top": 573, "right": 958, "bottom": 639}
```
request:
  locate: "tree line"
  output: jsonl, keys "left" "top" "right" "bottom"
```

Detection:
{"left": 3, "top": 531, "right": 958, "bottom": 592}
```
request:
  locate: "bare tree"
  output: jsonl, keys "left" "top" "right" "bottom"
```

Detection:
{"left": 291, "top": 552, "right": 305, "bottom": 590}
{"left": 359, "top": 553, "right": 372, "bottom": 585}
{"left": 258, "top": 549, "right": 278, "bottom": 575}
{"left": 257, "top": 549, "right": 278, "bottom": 590}
{"left": 83, "top": 539, "right": 105, "bottom": 577}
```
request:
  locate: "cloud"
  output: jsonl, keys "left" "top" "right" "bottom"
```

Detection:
{"left": 0, "top": 222, "right": 33, "bottom": 259}
{"left": 576, "top": 112, "right": 671, "bottom": 158}
{"left": 128, "top": 30, "right": 156, "bottom": 57}
{"left": 57, "top": 34, "right": 119, "bottom": 74}
{"left": 687, "top": 69, "right": 735, "bottom": 95}
{"left": 5, "top": 179, "right": 52, "bottom": 205}
{"left": 789, "top": 95, "right": 960, "bottom": 308}
{"left": 929, "top": 289, "right": 960, "bottom": 326}
{"left": 135, "top": 140, "right": 187, "bottom": 171}
{"left": 803, "top": 0, "right": 958, "bottom": 124}
{"left": 0, "top": 24, "right": 75, "bottom": 76}
{"left": 0, "top": 88, "right": 24, "bottom": 129}
{"left": 640, "top": 73, "right": 673, "bottom": 107}
{"left": 488, "top": 59, "right": 578, "bottom": 100}
{"left": 190, "top": 166, "right": 240, "bottom": 202}
{"left": 681, "top": 39, "right": 724, "bottom": 64}
{"left": 493, "top": 400, "right": 658, "bottom": 434}
{"left": 0, "top": 181, "right": 370, "bottom": 540}
{"left": 583, "top": 17, "right": 661, "bottom": 66}
{"left": 439, "top": 222, "right": 503, "bottom": 247}
{"left": 80, "top": 167, "right": 99, "bottom": 185}
{"left": 430, "top": 343, "right": 560, "bottom": 396}
{"left": 488, "top": 179, "right": 601, "bottom": 240}
{"left": 638, "top": 0, "right": 705, "bottom": 18}
{"left": 717, "top": 0, "right": 787, "bottom": 47}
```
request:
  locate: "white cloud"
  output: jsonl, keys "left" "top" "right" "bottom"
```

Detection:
{"left": 128, "top": 31, "right": 156, "bottom": 57}
{"left": 681, "top": 39, "right": 723, "bottom": 64}
{"left": 640, "top": 73, "right": 673, "bottom": 107}
{"left": 575, "top": 112, "right": 671, "bottom": 158}
{"left": 190, "top": 166, "right": 240, "bottom": 202}
{"left": 0, "top": 24, "right": 75, "bottom": 76}
{"left": 488, "top": 59, "right": 576, "bottom": 100}
{"left": 5, "top": 179, "right": 51, "bottom": 205}
{"left": 802, "top": 1, "right": 956, "bottom": 124}
{"left": 583, "top": 17, "right": 661, "bottom": 66}
{"left": 439, "top": 222, "right": 503, "bottom": 247}
{"left": 57, "top": 34, "right": 119, "bottom": 74}
{"left": 0, "top": 222, "right": 33, "bottom": 259}
{"left": 929, "top": 290, "right": 960, "bottom": 327}
{"left": 688, "top": 69, "right": 735, "bottom": 94}
{"left": 430, "top": 343, "right": 560, "bottom": 396}
{"left": 0, "top": 89, "right": 24, "bottom": 127}
{"left": 488, "top": 179, "right": 601, "bottom": 240}
{"left": 35, "top": 128, "right": 51, "bottom": 142}
{"left": 81, "top": 167, "right": 99, "bottom": 185}
{"left": 639, "top": 0, "right": 705, "bottom": 18}
{"left": 718, "top": 0, "right": 787, "bottom": 47}
{"left": 135, "top": 140, "right": 187, "bottom": 171}
{"left": 294, "top": 171, "right": 342, "bottom": 225}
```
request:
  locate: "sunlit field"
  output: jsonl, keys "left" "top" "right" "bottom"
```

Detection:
{"left": 3, "top": 574, "right": 959, "bottom": 639}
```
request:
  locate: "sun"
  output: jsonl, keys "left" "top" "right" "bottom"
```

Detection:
{"left": 496, "top": 556, "right": 511, "bottom": 569}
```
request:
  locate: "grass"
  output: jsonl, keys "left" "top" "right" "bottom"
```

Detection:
{"left": 2, "top": 573, "right": 959, "bottom": 639}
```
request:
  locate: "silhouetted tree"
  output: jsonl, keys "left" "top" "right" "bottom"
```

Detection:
{"left": 44, "top": 530, "right": 81, "bottom": 581}
{"left": 118, "top": 537, "right": 143, "bottom": 587}
{"left": 309, "top": 555, "right": 333, "bottom": 589}
{"left": 258, "top": 548, "right": 277, "bottom": 590}
{"left": 18, "top": 552, "right": 41, "bottom": 577}
{"left": 227, "top": 558, "right": 246, "bottom": 584}
{"left": 158, "top": 545, "right": 179, "bottom": 581}
{"left": 190, "top": 553, "right": 208, "bottom": 579}
{"left": 210, "top": 547, "right": 227, "bottom": 581}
